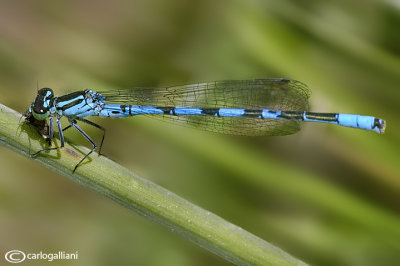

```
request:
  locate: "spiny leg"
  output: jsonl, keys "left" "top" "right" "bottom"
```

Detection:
{"left": 76, "top": 118, "right": 105, "bottom": 155}
{"left": 62, "top": 118, "right": 105, "bottom": 155}
{"left": 69, "top": 120, "right": 97, "bottom": 173}
{"left": 31, "top": 115, "right": 64, "bottom": 156}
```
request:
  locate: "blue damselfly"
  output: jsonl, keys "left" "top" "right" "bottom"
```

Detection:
{"left": 25, "top": 78, "right": 386, "bottom": 172}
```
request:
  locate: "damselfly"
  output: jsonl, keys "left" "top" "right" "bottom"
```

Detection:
{"left": 25, "top": 78, "right": 386, "bottom": 172}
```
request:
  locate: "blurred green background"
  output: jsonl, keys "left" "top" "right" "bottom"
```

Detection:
{"left": 1, "top": 0, "right": 400, "bottom": 265}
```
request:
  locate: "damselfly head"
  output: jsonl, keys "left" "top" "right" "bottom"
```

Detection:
{"left": 31, "top": 88, "right": 54, "bottom": 120}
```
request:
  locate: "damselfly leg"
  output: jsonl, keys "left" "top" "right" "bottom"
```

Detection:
{"left": 68, "top": 120, "right": 97, "bottom": 173}
{"left": 62, "top": 118, "right": 105, "bottom": 155}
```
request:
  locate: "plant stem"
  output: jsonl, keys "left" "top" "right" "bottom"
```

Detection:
{"left": 0, "top": 104, "right": 307, "bottom": 266}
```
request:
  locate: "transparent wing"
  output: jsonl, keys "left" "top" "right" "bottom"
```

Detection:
{"left": 99, "top": 78, "right": 311, "bottom": 136}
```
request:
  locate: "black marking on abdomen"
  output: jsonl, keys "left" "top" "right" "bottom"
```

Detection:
{"left": 201, "top": 108, "right": 220, "bottom": 117}
{"left": 159, "top": 107, "right": 176, "bottom": 115}
{"left": 304, "top": 112, "right": 338, "bottom": 122}
{"left": 277, "top": 111, "right": 304, "bottom": 120}
{"left": 243, "top": 109, "right": 263, "bottom": 118}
